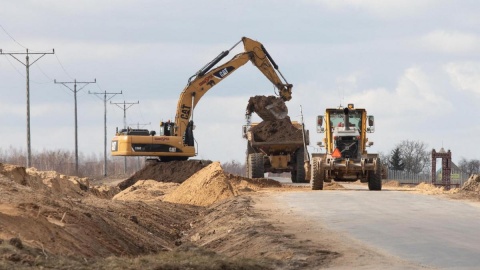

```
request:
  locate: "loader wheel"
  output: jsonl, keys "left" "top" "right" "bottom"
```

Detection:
{"left": 311, "top": 158, "right": 325, "bottom": 190}
{"left": 248, "top": 153, "right": 264, "bottom": 178}
{"left": 291, "top": 170, "right": 297, "bottom": 183}
{"left": 368, "top": 159, "right": 382, "bottom": 191}
{"left": 295, "top": 148, "right": 306, "bottom": 183}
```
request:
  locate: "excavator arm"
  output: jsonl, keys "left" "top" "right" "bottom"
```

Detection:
{"left": 174, "top": 37, "right": 292, "bottom": 138}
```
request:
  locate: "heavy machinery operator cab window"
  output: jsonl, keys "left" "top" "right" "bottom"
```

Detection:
{"left": 331, "top": 111, "right": 361, "bottom": 130}
{"left": 160, "top": 121, "right": 174, "bottom": 136}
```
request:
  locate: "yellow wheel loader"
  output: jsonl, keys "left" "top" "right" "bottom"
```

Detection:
{"left": 311, "top": 104, "right": 381, "bottom": 190}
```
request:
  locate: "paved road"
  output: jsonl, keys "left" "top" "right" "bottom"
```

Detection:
{"left": 267, "top": 179, "right": 480, "bottom": 269}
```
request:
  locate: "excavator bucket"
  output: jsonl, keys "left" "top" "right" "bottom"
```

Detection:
{"left": 246, "top": 95, "right": 289, "bottom": 121}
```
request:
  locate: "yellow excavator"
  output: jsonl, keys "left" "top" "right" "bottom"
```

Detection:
{"left": 111, "top": 37, "right": 292, "bottom": 161}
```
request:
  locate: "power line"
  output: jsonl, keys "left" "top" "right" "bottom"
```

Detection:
{"left": 89, "top": 90, "right": 122, "bottom": 177}
{"left": 0, "top": 24, "right": 26, "bottom": 48}
{"left": 0, "top": 48, "right": 55, "bottom": 168}
{"left": 110, "top": 100, "right": 140, "bottom": 129}
{"left": 55, "top": 78, "right": 97, "bottom": 175}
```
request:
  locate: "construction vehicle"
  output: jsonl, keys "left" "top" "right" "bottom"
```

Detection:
{"left": 111, "top": 37, "right": 292, "bottom": 161}
{"left": 243, "top": 103, "right": 310, "bottom": 183}
{"left": 311, "top": 104, "right": 381, "bottom": 190}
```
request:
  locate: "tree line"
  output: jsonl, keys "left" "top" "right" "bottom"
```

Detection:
{"left": 0, "top": 146, "right": 246, "bottom": 178}
{"left": 382, "top": 140, "right": 479, "bottom": 176}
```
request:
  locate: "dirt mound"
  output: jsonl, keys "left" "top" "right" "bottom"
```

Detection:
{"left": 113, "top": 164, "right": 282, "bottom": 204}
{"left": 0, "top": 163, "right": 200, "bottom": 260}
{"left": 163, "top": 162, "right": 239, "bottom": 206}
{"left": 250, "top": 117, "right": 303, "bottom": 142}
{"left": 118, "top": 160, "right": 212, "bottom": 190}
{"left": 461, "top": 174, "right": 480, "bottom": 192}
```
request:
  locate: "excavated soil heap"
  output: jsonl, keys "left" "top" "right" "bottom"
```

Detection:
{"left": 461, "top": 174, "right": 480, "bottom": 192}
{"left": 0, "top": 163, "right": 118, "bottom": 199}
{"left": 163, "top": 162, "right": 282, "bottom": 207}
{"left": 250, "top": 116, "right": 303, "bottom": 142}
{"left": 118, "top": 160, "right": 212, "bottom": 190}
{"left": 163, "top": 162, "right": 238, "bottom": 207}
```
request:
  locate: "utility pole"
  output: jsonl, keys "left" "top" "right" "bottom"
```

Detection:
{"left": 0, "top": 48, "right": 55, "bottom": 168}
{"left": 55, "top": 79, "right": 96, "bottom": 175}
{"left": 89, "top": 90, "right": 122, "bottom": 177}
{"left": 129, "top": 122, "right": 151, "bottom": 170}
{"left": 110, "top": 100, "right": 139, "bottom": 174}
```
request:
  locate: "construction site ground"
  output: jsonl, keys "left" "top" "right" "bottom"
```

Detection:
{"left": 1, "top": 161, "right": 479, "bottom": 269}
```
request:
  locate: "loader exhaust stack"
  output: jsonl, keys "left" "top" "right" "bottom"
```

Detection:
{"left": 343, "top": 107, "right": 350, "bottom": 130}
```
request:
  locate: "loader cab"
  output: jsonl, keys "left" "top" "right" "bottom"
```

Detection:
{"left": 319, "top": 104, "right": 372, "bottom": 156}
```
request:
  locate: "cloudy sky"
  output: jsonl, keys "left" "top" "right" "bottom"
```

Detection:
{"left": 1, "top": 0, "right": 479, "bottom": 165}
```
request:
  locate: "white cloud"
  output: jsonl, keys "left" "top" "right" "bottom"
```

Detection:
{"left": 444, "top": 62, "right": 480, "bottom": 96}
{"left": 421, "top": 30, "right": 480, "bottom": 54}
{"left": 349, "top": 66, "right": 452, "bottom": 120}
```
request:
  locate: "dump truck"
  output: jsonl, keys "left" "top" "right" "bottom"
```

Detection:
{"left": 311, "top": 103, "right": 381, "bottom": 190}
{"left": 243, "top": 96, "right": 310, "bottom": 183}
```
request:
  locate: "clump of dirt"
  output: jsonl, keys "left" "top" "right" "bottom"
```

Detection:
{"left": 250, "top": 117, "right": 303, "bottom": 142}
{"left": 246, "top": 95, "right": 288, "bottom": 121}
{"left": 117, "top": 160, "right": 212, "bottom": 190}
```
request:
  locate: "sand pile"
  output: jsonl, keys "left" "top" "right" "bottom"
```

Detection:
{"left": 461, "top": 174, "right": 480, "bottom": 192}
{"left": 163, "top": 162, "right": 239, "bottom": 207}
{"left": 118, "top": 160, "right": 212, "bottom": 190}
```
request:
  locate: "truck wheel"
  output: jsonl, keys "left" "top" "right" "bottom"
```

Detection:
{"left": 368, "top": 159, "right": 382, "bottom": 191}
{"left": 291, "top": 170, "right": 297, "bottom": 183}
{"left": 295, "top": 148, "right": 306, "bottom": 183}
{"left": 248, "top": 153, "right": 264, "bottom": 178}
{"left": 311, "top": 158, "right": 325, "bottom": 190}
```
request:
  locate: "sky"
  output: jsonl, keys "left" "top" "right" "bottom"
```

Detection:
{"left": 1, "top": 0, "right": 479, "bottom": 165}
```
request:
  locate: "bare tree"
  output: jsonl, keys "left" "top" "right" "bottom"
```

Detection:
{"left": 396, "top": 140, "right": 430, "bottom": 174}
{"left": 222, "top": 160, "right": 245, "bottom": 176}
{"left": 458, "top": 158, "right": 480, "bottom": 176}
